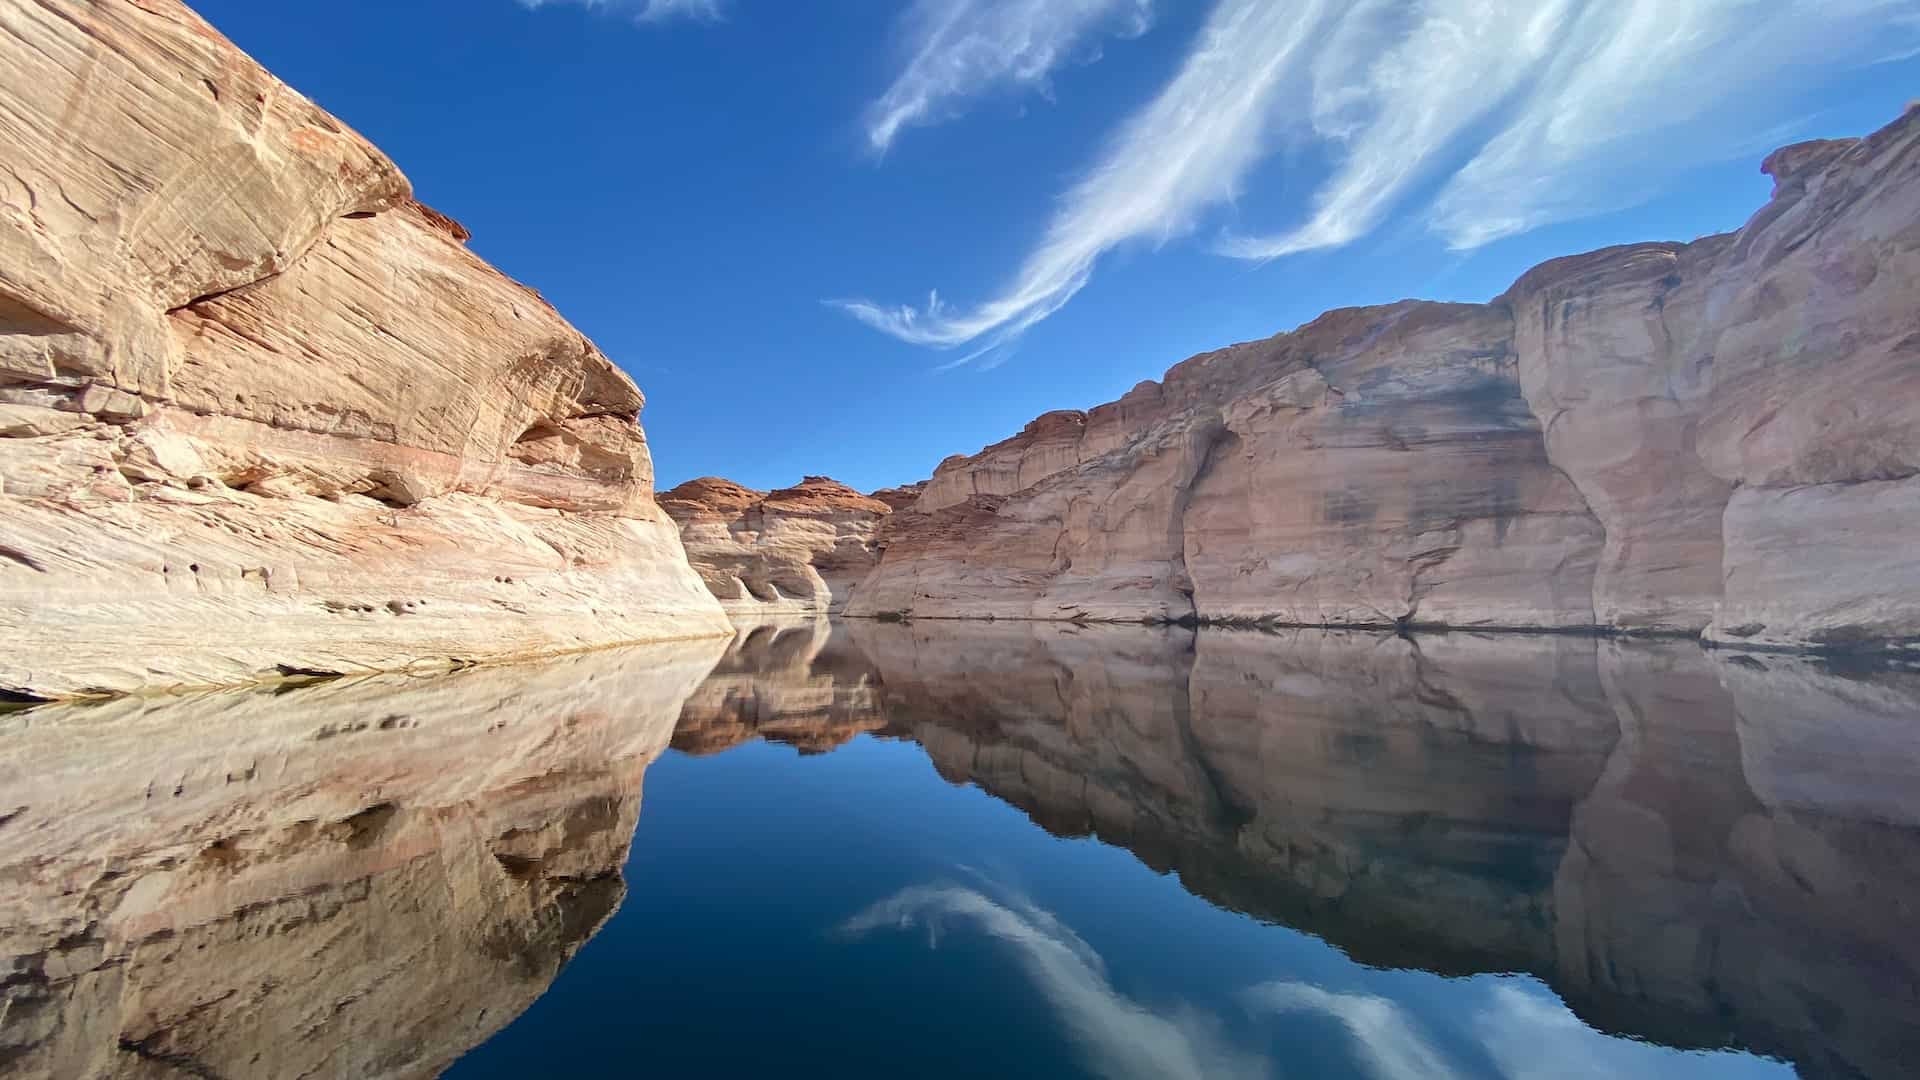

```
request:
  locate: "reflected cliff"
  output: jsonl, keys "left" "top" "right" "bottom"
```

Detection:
{"left": 712, "top": 618, "right": 1920, "bottom": 1080}
{"left": 0, "top": 638, "right": 726, "bottom": 1080}
{"left": 4, "top": 621, "right": 1917, "bottom": 1079}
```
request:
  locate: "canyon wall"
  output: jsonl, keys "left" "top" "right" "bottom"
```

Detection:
{"left": 0, "top": 637, "right": 726, "bottom": 1078}
{"left": 0, "top": 0, "right": 729, "bottom": 698}
{"left": 660, "top": 476, "right": 897, "bottom": 617}
{"left": 834, "top": 109, "right": 1920, "bottom": 651}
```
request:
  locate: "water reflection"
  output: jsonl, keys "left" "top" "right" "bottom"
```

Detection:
{"left": 726, "top": 619, "right": 1920, "bottom": 1080}
{"left": 0, "top": 639, "right": 725, "bottom": 1078}
{"left": 2, "top": 620, "right": 1916, "bottom": 1079}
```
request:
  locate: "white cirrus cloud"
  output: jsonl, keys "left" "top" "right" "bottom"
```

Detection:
{"left": 834, "top": 0, "right": 1325, "bottom": 354}
{"left": 838, "top": 0, "right": 1920, "bottom": 358}
{"left": 865, "top": 0, "right": 1155, "bottom": 155}
{"left": 516, "top": 0, "right": 724, "bottom": 24}
{"left": 1419, "top": 0, "right": 1916, "bottom": 250}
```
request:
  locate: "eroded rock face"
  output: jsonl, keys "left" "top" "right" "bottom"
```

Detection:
{"left": 833, "top": 621, "right": 1920, "bottom": 1080}
{"left": 0, "top": 637, "right": 726, "bottom": 1079}
{"left": 840, "top": 110, "right": 1920, "bottom": 647}
{"left": 0, "top": 0, "right": 729, "bottom": 697}
{"left": 661, "top": 476, "right": 894, "bottom": 616}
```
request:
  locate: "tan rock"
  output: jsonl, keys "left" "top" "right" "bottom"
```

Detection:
{"left": 1503, "top": 239, "right": 1736, "bottom": 631}
{"left": 0, "top": 636, "right": 726, "bottom": 1079}
{"left": 0, "top": 1, "right": 728, "bottom": 697}
{"left": 845, "top": 109, "right": 1920, "bottom": 650}
{"left": 853, "top": 302, "right": 1603, "bottom": 626}
{"left": 661, "top": 475, "right": 893, "bottom": 616}
{"left": 1692, "top": 114, "right": 1920, "bottom": 649}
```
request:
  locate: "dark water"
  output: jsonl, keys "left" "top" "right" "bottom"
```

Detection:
{"left": 2, "top": 622, "right": 1917, "bottom": 1079}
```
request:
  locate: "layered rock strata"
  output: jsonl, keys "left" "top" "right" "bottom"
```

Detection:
{"left": 0, "top": 0, "right": 729, "bottom": 698}
{"left": 836, "top": 109, "right": 1920, "bottom": 651}
{"left": 0, "top": 637, "right": 727, "bottom": 1079}
{"left": 661, "top": 476, "right": 895, "bottom": 616}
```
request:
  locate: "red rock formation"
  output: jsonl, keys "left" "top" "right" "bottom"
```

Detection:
{"left": 662, "top": 476, "right": 894, "bottom": 615}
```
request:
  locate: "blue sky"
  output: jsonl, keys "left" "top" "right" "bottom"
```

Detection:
{"left": 194, "top": 1, "right": 1920, "bottom": 494}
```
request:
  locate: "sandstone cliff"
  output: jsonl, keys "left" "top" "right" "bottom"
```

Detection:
{"left": 661, "top": 476, "right": 895, "bottom": 616}
{"left": 833, "top": 109, "right": 1920, "bottom": 651}
{"left": 0, "top": 0, "right": 729, "bottom": 698}
{"left": 0, "top": 637, "right": 726, "bottom": 1078}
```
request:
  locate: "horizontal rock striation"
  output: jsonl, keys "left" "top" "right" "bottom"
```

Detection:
{"left": 661, "top": 476, "right": 895, "bottom": 616}
{"left": 0, "top": 0, "right": 729, "bottom": 696}
{"left": 839, "top": 108, "right": 1920, "bottom": 651}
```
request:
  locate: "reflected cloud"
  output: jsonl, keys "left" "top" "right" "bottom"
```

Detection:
{"left": 841, "top": 882, "right": 1268, "bottom": 1080}
{"left": 1474, "top": 983, "right": 1791, "bottom": 1079}
{"left": 1245, "top": 982, "right": 1464, "bottom": 1080}
{"left": 841, "top": 876, "right": 1792, "bottom": 1080}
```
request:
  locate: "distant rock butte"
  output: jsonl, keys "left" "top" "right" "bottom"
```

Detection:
{"left": 680, "top": 109, "right": 1917, "bottom": 652}
{"left": 661, "top": 476, "right": 897, "bottom": 616}
{"left": 0, "top": 0, "right": 730, "bottom": 697}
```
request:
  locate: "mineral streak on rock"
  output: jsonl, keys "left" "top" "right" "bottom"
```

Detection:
{"left": 0, "top": 0, "right": 730, "bottom": 698}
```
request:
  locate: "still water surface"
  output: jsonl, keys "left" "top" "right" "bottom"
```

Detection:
{"left": 3, "top": 620, "right": 1916, "bottom": 1078}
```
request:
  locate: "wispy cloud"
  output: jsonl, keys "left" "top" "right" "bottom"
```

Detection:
{"left": 865, "top": 0, "right": 1155, "bottom": 154}
{"left": 841, "top": 882, "right": 1268, "bottom": 1080}
{"left": 516, "top": 0, "right": 724, "bottom": 24}
{"left": 835, "top": 0, "right": 1322, "bottom": 353}
{"left": 838, "top": 0, "right": 1919, "bottom": 357}
{"left": 1422, "top": 0, "right": 1915, "bottom": 250}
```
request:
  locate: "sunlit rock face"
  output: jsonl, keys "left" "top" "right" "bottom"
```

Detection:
{"left": 0, "top": 638, "right": 725, "bottom": 1079}
{"left": 830, "top": 621, "right": 1920, "bottom": 1080}
{"left": 0, "top": 0, "right": 729, "bottom": 698}
{"left": 846, "top": 109, "right": 1920, "bottom": 648}
{"left": 661, "top": 477, "right": 895, "bottom": 617}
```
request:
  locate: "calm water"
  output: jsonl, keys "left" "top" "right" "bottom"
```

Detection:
{"left": 2, "top": 621, "right": 1916, "bottom": 1079}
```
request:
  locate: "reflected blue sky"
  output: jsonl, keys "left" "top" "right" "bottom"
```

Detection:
{"left": 449, "top": 734, "right": 1790, "bottom": 1079}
